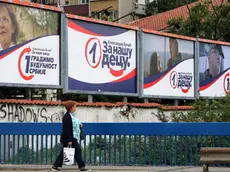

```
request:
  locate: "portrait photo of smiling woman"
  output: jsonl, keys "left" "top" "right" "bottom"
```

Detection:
{"left": 0, "top": 2, "right": 59, "bottom": 51}
{"left": 0, "top": 3, "right": 18, "bottom": 50}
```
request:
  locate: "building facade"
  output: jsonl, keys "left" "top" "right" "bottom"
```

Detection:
{"left": 89, "top": 0, "right": 146, "bottom": 23}
{"left": 30, "top": 0, "right": 147, "bottom": 23}
{"left": 25, "top": 0, "right": 147, "bottom": 23}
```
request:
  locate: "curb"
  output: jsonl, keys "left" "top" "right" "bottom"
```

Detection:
{"left": 0, "top": 165, "right": 190, "bottom": 171}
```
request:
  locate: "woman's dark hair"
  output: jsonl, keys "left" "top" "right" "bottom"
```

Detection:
{"left": 209, "top": 44, "right": 224, "bottom": 59}
{"left": 169, "top": 37, "right": 178, "bottom": 52}
{"left": 150, "top": 52, "right": 160, "bottom": 76}
{"left": 1, "top": 3, "right": 19, "bottom": 44}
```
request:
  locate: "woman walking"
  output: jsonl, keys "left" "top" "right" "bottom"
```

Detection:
{"left": 52, "top": 101, "right": 91, "bottom": 171}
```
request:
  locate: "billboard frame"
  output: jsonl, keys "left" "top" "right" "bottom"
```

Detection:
{"left": 62, "top": 14, "right": 140, "bottom": 97}
{"left": 0, "top": 0, "right": 62, "bottom": 12}
{"left": 61, "top": 13, "right": 68, "bottom": 92}
{"left": 138, "top": 30, "right": 144, "bottom": 98}
{"left": 140, "top": 29, "right": 197, "bottom": 100}
{"left": 194, "top": 37, "right": 199, "bottom": 99}
{"left": 0, "top": 0, "right": 62, "bottom": 89}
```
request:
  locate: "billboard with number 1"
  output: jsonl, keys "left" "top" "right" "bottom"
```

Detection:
{"left": 0, "top": 2, "right": 60, "bottom": 87}
{"left": 67, "top": 18, "right": 137, "bottom": 94}
{"left": 143, "top": 32, "right": 195, "bottom": 98}
{"left": 199, "top": 42, "right": 230, "bottom": 97}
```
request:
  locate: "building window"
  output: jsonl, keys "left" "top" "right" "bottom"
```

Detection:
{"left": 81, "top": 0, "right": 89, "bottom": 3}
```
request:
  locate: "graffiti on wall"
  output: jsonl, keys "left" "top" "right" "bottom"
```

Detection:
{"left": 0, "top": 104, "right": 63, "bottom": 122}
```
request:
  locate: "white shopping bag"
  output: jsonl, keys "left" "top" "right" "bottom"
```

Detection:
{"left": 63, "top": 145, "right": 75, "bottom": 165}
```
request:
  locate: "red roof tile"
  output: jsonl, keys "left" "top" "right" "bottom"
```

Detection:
{"left": 0, "top": 99, "right": 193, "bottom": 110}
{"left": 129, "top": 0, "right": 226, "bottom": 31}
{"left": 0, "top": 0, "right": 62, "bottom": 12}
{"left": 0, "top": 99, "right": 62, "bottom": 105}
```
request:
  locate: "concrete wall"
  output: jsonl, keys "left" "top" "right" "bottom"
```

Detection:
{"left": 0, "top": 103, "right": 64, "bottom": 123}
{"left": 0, "top": 102, "right": 189, "bottom": 161}
{"left": 0, "top": 103, "right": 187, "bottom": 123}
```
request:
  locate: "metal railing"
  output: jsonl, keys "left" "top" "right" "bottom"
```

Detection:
{"left": 0, "top": 122, "right": 230, "bottom": 166}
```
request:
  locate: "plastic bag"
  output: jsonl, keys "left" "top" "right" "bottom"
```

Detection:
{"left": 63, "top": 145, "right": 75, "bottom": 165}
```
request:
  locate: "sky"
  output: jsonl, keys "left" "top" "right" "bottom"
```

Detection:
{"left": 144, "top": 33, "right": 194, "bottom": 54}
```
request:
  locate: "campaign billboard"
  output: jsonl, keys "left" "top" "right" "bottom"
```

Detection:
{"left": 67, "top": 18, "right": 137, "bottom": 95}
{"left": 0, "top": 2, "right": 60, "bottom": 87}
{"left": 143, "top": 32, "right": 195, "bottom": 98}
{"left": 199, "top": 42, "right": 230, "bottom": 97}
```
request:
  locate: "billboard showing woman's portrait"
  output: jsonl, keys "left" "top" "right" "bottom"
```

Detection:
{"left": 0, "top": 2, "right": 60, "bottom": 86}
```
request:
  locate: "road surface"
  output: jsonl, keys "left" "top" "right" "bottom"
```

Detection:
{"left": 0, "top": 165, "right": 230, "bottom": 172}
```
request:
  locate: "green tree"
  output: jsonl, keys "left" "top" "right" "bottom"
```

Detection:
{"left": 167, "top": 0, "right": 230, "bottom": 41}
{"left": 145, "top": 0, "right": 197, "bottom": 16}
{"left": 0, "top": 87, "right": 26, "bottom": 99}
{"left": 152, "top": 94, "right": 230, "bottom": 123}
{"left": 170, "top": 95, "right": 230, "bottom": 122}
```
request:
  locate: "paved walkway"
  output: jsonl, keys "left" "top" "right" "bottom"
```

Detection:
{"left": 0, "top": 165, "right": 230, "bottom": 172}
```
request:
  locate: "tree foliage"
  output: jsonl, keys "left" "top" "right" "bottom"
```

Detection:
{"left": 172, "top": 95, "right": 230, "bottom": 122}
{"left": 145, "top": 0, "right": 196, "bottom": 16}
{"left": 153, "top": 94, "right": 230, "bottom": 123}
{"left": 0, "top": 87, "right": 26, "bottom": 99}
{"left": 168, "top": 0, "right": 230, "bottom": 41}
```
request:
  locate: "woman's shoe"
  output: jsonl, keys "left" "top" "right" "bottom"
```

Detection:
{"left": 51, "top": 166, "right": 62, "bottom": 172}
{"left": 80, "top": 167, "right": 91, "bottom": 171}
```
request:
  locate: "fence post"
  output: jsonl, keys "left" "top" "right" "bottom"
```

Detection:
{"left": 25, "top": 88, "right": 32, "bottom": 100}
{"left": 123, "top": 97, "right": 128, "bottom": 103}
{"left": 144, "top": 98, "right": 148, "bottom": 103}
{"left": 88, "top": 95, "right": 93, "bottom": 103}
{"left": 174, "top": 100, "right": 178, "bottom": 106}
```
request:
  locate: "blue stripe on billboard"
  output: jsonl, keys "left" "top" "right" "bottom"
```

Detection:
{"left": 0, "top": 35, "right": 57, "bottom": 57}
{"left": 144, "top": 59, "right": 191, "bottom": 85}
{"left": 70, "top": 19, "right": 128, "bottom": 36}
{"left": 68, "top": 76, "right": 137, "bottom": 93}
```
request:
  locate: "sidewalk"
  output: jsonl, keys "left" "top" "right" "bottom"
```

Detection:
{"left": 0, "top": 165, "right": 229, "bottom": 172}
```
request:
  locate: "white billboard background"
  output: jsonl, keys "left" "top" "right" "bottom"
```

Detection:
{"left": 68, "top": 29, "right": 136, "bottom": 83}
{"left": 0, "top": 36, "right": 60, "bottom": 85}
